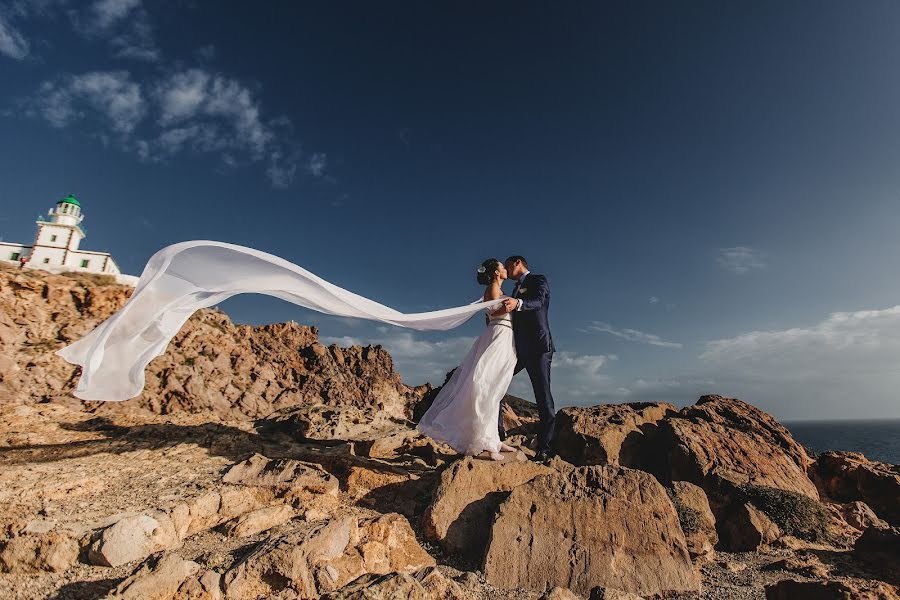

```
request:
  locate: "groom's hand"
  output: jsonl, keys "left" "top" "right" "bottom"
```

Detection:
{"left": 501, "top": 298, "right": 518, "bottom": 313}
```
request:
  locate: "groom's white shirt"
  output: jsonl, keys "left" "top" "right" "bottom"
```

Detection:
{"left": 514, "top": 270, "right": 530, "bottom": 311}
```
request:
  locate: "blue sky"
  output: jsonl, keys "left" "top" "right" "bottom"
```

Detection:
{"left": 3, "top": 1, "right": 900, "bottom": 419}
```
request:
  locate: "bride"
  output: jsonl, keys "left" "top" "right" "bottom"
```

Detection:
{"left": 417, "top": 258, "right": 518, "bottom": 460}
{"left": 56, "top": 241, "right": 519, "bottom": 460}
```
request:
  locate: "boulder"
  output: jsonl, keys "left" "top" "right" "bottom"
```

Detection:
{"left": 223, "top": 513, "right": 434, "bottom": 599}
{"left": 221, "top": 504, "right": 295, "bottom": 538}
{"left": 222, "top": 453, "right": 339, "bottom": 497}
{"left": 421, "top": 456, "right": 551, "bottom": 561}
{"left": 811, "top": 451, "right": 900, "bottom": 526}
{"left": 765, "top": 578, "right": 900, "bottom": 600}
{"left": 104, "top": 553, "right": 201, "bottom": 600}
{"left": 840, "top": 501, "right": 889, "bottom": 531}
{"left": 717, "top": 501, "right": 782, "bottom": 551}
{"left": 667, "top": 481, "right": 717, "bottom": 561}
{"left": 854, "top": 526, "right": 900, "bottom": 584}
{"left": 483, "top": 465, "right": 699, "bottom": 598}
{"left": 662, "top": 396, "right": 818, "bottom": 500}
{"left": 257, "top": 405, "right": 411, "bottom": 442}
{"left": 0, "top": 533, "right": 78, "bottom": 573}
{"left": 553, "top": 402, "right": 676, "bottom": 467}
{"left": 88, "top": 513, "right": 181, "bottom": 567}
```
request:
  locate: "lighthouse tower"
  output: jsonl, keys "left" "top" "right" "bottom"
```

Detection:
{"left": 0, "top": 193, "right": 123, "bottom": 277}
{"left": 34, "top": 194, "right": 86, "bottom": 254}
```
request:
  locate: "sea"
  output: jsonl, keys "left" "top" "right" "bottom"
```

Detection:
{"left": 785, "top": 418, "right": 900, "bottom": 465}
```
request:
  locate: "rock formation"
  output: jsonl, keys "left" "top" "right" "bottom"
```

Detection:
{"left": 2, "top": 265, "right": 900, "bottom": 600}
{"left": 0, "top": 265, "right": 427, "bottom": 421}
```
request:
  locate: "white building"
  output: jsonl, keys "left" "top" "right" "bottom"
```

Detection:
{"left": 1, "top": 194, "right": 130, "bottom": 280}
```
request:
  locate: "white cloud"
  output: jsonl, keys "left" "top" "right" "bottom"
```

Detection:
{"left": 307, "top": 152, "right": 327, "bottom": 177}
{"left": 701, "top": 305, "right": 900, "bottom": 375}
{"left": 583, "top": 321, "right": 682, "bottom": 349}
{"left": 30, "top": 71, "right": 146, "bottom": 133}
{"left": 21, "top": 67, "right": 323, "bottom": 187}
{"left": 717, "top": 246, "right": 766, "bottom": 274}
{"left": 698, "top": 304, "right": 900, "bottom": 418}
{"left": 321, "top": 331, "right": 476, "bottom": 385}
{"left": 649, "top": 296, "right": 660, "bottom": 304}
{"left": 87, "top": 0, "right": 142, "bottom": 30}
{"left": 0, "top": 12, "right": 29, "bottom": 59}
{"left": 77, "top": 0, "right": 159, "bottom": 61}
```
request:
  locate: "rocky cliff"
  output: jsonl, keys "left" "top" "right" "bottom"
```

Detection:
{"left": 1, "top": 265, "right": 898, "bottom": 600}
{"left": 0, "top": 263, "right": 428, "bottom": 421}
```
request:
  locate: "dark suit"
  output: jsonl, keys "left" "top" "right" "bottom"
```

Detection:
{"left": 500, "top": 272, "right": 556, "bottom": 454}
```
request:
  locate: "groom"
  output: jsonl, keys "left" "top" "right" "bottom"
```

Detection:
{"left": 500, "top": 255, "right": 556, "bottom": 463}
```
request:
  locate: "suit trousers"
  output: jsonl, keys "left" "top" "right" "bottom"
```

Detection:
{"left": 498, "top": 351, "right": 555, "bottom": 454}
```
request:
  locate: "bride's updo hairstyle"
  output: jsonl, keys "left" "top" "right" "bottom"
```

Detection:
{"left": 476, "top": 258, "right": 501, "bottom": 285}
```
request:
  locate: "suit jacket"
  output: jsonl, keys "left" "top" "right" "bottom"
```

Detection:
{"left": 511, "top": 273, "right": 555, "bottom": 357}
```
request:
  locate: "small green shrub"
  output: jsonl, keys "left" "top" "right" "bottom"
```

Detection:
{"left": 737, "top": 484, "right": 832, "bottom": 542}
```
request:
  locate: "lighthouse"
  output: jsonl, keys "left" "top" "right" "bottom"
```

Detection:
{"left": 1, "top": 194, "right": 125, "bottom": 278}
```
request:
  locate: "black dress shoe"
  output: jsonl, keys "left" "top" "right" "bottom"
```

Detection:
{"left": 532, "top": 450, "right": 554, "bottom": 463}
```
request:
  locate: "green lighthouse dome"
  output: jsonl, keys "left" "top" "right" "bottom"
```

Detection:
{"left": 59, "top": 194, "right": 80, "bottom": 208}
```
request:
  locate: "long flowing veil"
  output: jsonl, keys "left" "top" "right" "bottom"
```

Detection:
{"left": 57, "top": 240, "right": 504, "bottom": 401}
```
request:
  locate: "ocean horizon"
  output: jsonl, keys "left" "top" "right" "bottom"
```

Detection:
{"left": 785, "top": 418, "right": 900, "bottom": 465}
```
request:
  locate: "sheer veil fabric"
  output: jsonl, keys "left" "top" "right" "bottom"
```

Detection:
{"left": 56, "top": 240, "right": 505, "bottom": 401}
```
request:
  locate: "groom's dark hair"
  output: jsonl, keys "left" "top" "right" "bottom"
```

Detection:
{"left": 505, "top": 255, "right": 528, "bottom": 268}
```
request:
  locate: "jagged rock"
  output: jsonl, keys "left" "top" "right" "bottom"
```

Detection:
{"left": 588, "top": 589, "right": 644, "bottom": 600}
{"left": 854, "top": 526, "right": 900, "bottom": 584}
{"left": 221, "top": 504, "right": 295, "bottom": 538}
{"left": 718, "top": 501, "right": 782, "bottom": 551}
{"left": 104, "top": 553, "right": 201, "bottom": 599}
{"left": 811, "top": 451, "right": 900, "bottom": 526}
{"left": 0, "top": 266, "right": 427, "bottom": 420}
{"left": 223, "top": 513, "right": 434, "bottom": 599}
{"left": 483, "top": 465, "right": 699, "bottom": 598}
{"left": 765, "top": 578, "right": 900, "bottom": 599}
{"left": 319, "top": 567, "right": 472, "bottom": 600}
{"left": 88, "top": 513, "right": 181, "bottom": 567}
{"left": 668, "top": 481, "right": 718, "bottom": 561}
{"left": 0, "top": 533, "right": 78, "bottom": 573}
{"left": 662, "top": 395, "right": 818, "bottom": 499}
{"left": 222, "top": 453, "right": 339, "bottom": 497}
{"left": 258, "top": 405, "right": 412, "bottom": 442}
{"left": 553, "top": 402, "right": 676, "bottom": 467}
{"left": 177, "top": 570, "right": 224, "bottom": 600}
{"left": 421, "top": 456, "right": 551, "bottom": 560}
{"left": 168, "top": 488, "right": 270, "bottom": 540}
{"left": 762, "top": 554, "right": 830, "bottom": 578}
{"left": 540, "top": 588, "right": 584, "bottom": 600}
{"left": 840, "top": 501, "right": 889, "bottom": 531}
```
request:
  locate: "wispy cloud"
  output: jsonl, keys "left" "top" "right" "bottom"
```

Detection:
{"left": 717, "top": 246, "right": 766, "bottom": 274}
{"left": 701, "top": 304, "right": 900, "bottom": 371}
{"left": 20, "top": 67, "right": 325, "bottom": 187}
{"left": 321, "top": 331, "right": 477, "bottom": 386}
{"left": 649, "top": 296, "right": 660, "bottom": 304}
{"left": 29, "top": 71, "right": 146, "bottom": 133}
{"left": 582, "top": 321, "right": 682, "bottom": 349}
{"left": 0, "top": 11, "right": 29, "bottom": 59}
{"left": 72, "top": 0, "right": 160, "bottom": 62}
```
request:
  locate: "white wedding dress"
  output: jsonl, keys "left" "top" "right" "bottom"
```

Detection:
{"left": 417, "top": 302, "right": 517, "bottom": 455}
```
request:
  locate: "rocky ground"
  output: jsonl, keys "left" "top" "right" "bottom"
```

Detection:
{"left": 1, "top": 265, "right": 899, "bottom": 600}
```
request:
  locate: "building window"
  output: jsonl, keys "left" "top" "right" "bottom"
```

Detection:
{"left": 10, "top": 252, "right": 19, "bottom": 260}
{"left": 80, "top": 259, "right": 90, "bottom": 268}
{"left": 50, "top": 235, "right": 58, "bottom": 242}
{"left": 43, "top": 258, "right": 50, "bottom": 264}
